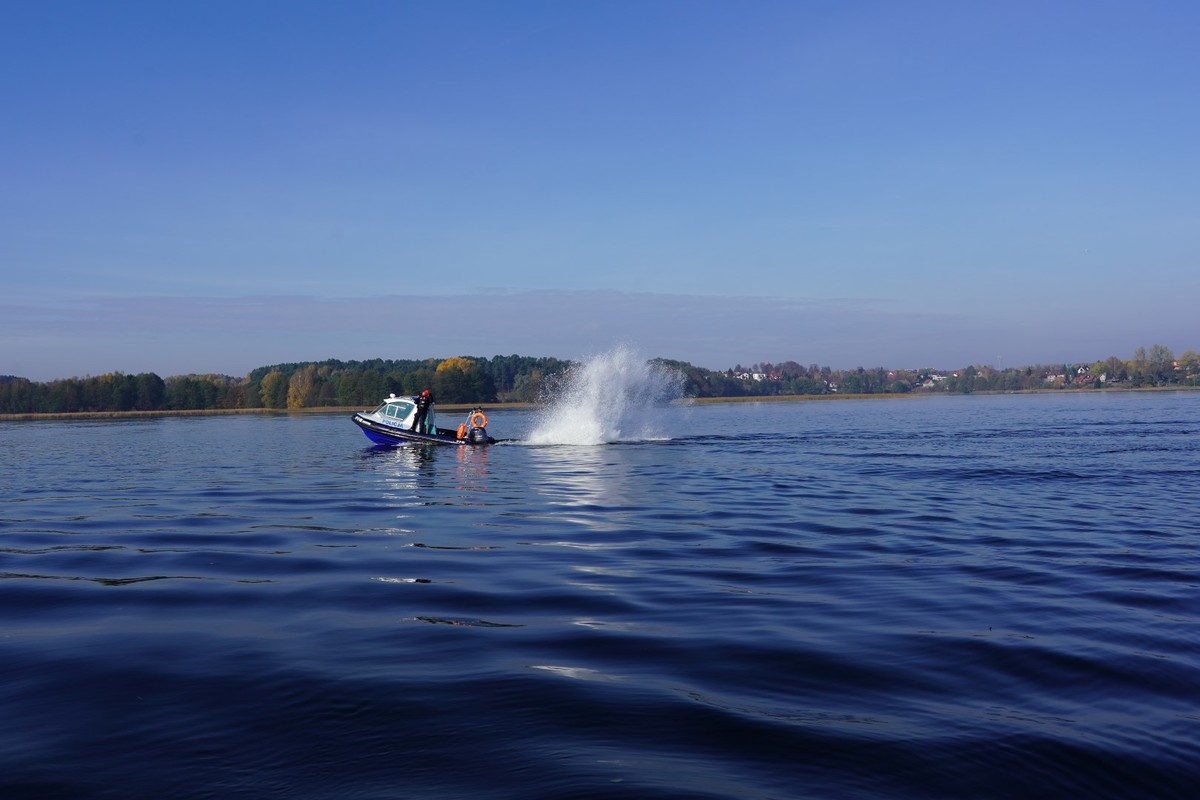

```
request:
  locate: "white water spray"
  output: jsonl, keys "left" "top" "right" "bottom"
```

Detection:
{"left": 524, "top": 346, "right": 685, "bottom": 445}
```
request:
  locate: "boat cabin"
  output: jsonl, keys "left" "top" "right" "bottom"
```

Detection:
{"left": 369, "top": 394, "right": 427, "bottom": 430}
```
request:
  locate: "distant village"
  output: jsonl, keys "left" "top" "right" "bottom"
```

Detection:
{"left": 713, "top": 346, "right": 1198, "bottom": 397}
{"left": 728, "top": 364, "right": 1122, "bottom": 390}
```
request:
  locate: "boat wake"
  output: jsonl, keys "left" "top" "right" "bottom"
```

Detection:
{"left": 524, "top": 346, "right": 685, "bottom": 446}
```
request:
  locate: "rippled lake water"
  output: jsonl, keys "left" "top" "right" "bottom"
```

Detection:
{"left": 2, "top": 391, "right": 1198, "bottom": 799}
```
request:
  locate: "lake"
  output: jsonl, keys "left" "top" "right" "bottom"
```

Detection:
{"left": 2, "top": 387, "right": 1198, "bottom": 798}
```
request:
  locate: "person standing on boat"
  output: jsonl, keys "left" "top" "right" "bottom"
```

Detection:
{"left": 411, "top": 389, "right": 433, "bottom": 433}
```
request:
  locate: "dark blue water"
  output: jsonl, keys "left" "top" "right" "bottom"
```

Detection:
{"left": 2, "top": 393, "right": 1198, "bottom": 799}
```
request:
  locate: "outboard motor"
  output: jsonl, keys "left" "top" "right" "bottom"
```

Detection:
{"left": 468, "top": 426, "right": 489, "bottom": 444}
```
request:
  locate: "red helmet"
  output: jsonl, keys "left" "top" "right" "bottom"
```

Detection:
{"left": 421, "top": 389, "right": 431, "bottom": 397}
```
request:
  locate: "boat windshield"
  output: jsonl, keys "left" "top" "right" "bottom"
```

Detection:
{"left": 374, "top": 400, "right": 414, "bottom": 421}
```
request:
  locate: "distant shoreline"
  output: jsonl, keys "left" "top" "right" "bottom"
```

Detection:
{"left": 685, "top": 385, "right": 1197, "bottom": 404}
{"left": 0, "top": 402, "right": 532, "bottom": 422}
{"left": 2, "top": 386, "right": 1194, "bottom": 422}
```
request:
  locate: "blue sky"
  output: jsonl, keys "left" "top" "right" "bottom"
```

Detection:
{"left": 3, "top": 1, "right": 1197, "bottom": 381}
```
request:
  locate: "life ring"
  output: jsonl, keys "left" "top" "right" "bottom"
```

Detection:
{"left": 470, "top": 411, "right": 488, "bottom": 428}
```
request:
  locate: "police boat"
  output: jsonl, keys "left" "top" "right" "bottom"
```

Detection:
{"left": 352, "top": 394, "right": 496, "bottom": 446}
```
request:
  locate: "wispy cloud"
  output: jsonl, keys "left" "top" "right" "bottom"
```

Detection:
{"left": 0, "top": 288, "right": 1168, "bottom": 381}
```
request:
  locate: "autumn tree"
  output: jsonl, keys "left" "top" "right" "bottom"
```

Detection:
{"left": 1148, "top": 344, "right": 1176, "bottom": 384}
{"left": 287, "top": 365, "right": 317, "bottom": 409}
{"left": 259, "top": 370, "right": 286, "bottom": 409}
{"left": 433, "top": 357, "right": 496, "bottom": 403}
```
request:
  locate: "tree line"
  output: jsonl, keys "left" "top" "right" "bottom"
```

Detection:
{"left": 673, "top": 344, "right": 1198, "bottom": 397}
{"left": 2, "top": 345, "right": 1196, "bottom": 414}
{"left": 0, "top": 355, "right": 570, "bottom": 414}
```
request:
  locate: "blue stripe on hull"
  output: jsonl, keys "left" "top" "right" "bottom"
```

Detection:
{"left": 361, "top": 427, "right": 406, "bottom": 445}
